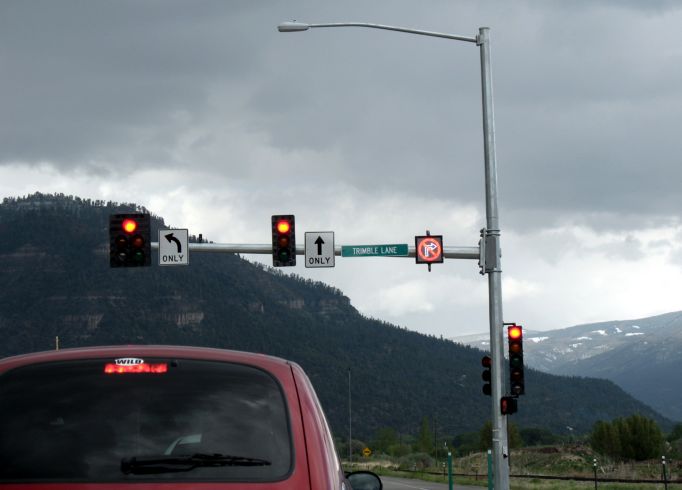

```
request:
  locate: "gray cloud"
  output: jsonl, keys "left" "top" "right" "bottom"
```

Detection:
{"left": 1, "top": 1, "right": 267, "bottom": 166}
{"left": 1, "top": 0, "right": 682, "bottom": 229}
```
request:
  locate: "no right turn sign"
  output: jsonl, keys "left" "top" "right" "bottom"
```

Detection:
{"left": 415, "top": 235, "right": 443, "bottom": 264}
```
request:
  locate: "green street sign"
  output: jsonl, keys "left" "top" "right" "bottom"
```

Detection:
{"left": 341, "top": 244, "right": 409, "bottom": 257}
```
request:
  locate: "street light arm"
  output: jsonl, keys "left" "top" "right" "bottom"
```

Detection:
{"left": 278, "top": 21, "right": 477, "bottom": 43}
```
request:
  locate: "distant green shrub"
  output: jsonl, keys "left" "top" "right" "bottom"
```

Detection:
{"left": 397, "top": 452, "right": 435, "bottom": 470}
{"left": 590, "top": 414, "right": 663, "bottom": 461}
{"left": 520, "top": 427, "right": 560, "bottom": 447}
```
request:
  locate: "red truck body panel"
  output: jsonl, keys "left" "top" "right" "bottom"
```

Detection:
{"left": 0, "top": 345, "right": 345, "bottom": 490}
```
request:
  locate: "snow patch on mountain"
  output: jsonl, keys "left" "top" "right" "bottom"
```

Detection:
{"left": 530, "top": 336, "right": 549, "bottom": 343}
{"left": 592, "top": 330, "right": 608, "bottom": 336}
{"left": 625, "top": 332, "right": 644, "bottom": 337}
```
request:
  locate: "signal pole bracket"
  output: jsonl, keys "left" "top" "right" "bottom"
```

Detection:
{"left": 479, "top": 228, "right": 501, "bottom": 275}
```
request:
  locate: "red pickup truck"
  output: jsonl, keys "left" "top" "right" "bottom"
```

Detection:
{"left": 0, "top": 345, "right": 381, "bottom": 490}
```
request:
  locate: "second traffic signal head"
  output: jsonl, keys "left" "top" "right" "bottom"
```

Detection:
{"left": 481, "top": 355, "right": 492, "bottom": 396}
{"left": 500, "top": 396, "right": 518, "bottom": 415}
{"left": 508, "top": 324, "right": 525, "bottom": 396}
{"left": 272, "top": 215, "right": 296, "bottom": 267}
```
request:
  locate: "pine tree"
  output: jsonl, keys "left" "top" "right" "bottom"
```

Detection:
{"left": 416, "top": 417, "right": 433, "bottom": 454}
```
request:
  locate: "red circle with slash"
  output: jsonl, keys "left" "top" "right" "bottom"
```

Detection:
{"left": 416, "top": 236, "right": 443, "bottom": 263}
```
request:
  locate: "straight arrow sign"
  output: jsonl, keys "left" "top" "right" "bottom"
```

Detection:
{"left": 305, "top": 231, "right": 334, "bottom": 268}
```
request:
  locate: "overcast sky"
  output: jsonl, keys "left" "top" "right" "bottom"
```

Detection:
{"left": 2, "top": 1, "right": 682, "bottom": 337}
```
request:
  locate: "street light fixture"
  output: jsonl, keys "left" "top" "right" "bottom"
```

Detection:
{"left": 278, "top": 20, "right": 508, "bottom": 490}
{"left": 277, "top": 21, "right": 310, "bottom": 32}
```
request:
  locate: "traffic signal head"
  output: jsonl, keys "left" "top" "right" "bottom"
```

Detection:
{"left": 508, "top": 324, "right": 525, "bottom": 396}
{"left": 109, "top": 213, "right": 151, "bottom": 267}
{"left": 500, "top": 395, "right": 518, "bottom": 415}
{"left": 481, "top": 355, "right": 492, "bottom": 396}
{"left": 272, "top": 215, "right": 296, "bottom": 267}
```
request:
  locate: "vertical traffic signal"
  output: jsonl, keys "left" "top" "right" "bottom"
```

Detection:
{"left": 508, "top": 324, "right": 525, "bottom": 396}
{"left": 109, "top": 213, "right": 151, "bottom": 267}
{"left": 272, "top": 215, "right": 296, "bottom": 267}
{"left": 500, "top": 396, "right": 518, "bottom": 415}
{"left": 481, "top": 355, "right": 492, "bottom": 396}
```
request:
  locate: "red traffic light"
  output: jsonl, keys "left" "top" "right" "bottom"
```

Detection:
{"left": 276, "top": 220, "right": 291, "bottom": 234}
{"left": 501, "top": 396, "right": 518, "bottom": 415}
{"left": 508, "top": 325, "right": 522, "bottom": 340}
{"left": 122, "top": 218, "right": 138, "bottom": 234}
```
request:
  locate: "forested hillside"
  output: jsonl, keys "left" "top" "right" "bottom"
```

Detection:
{"left": 0, "top": 193, "right": 671, "bottom": 440}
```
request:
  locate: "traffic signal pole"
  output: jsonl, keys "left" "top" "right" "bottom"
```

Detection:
{"left": 478, "top": 27, "right": 510, "bottom": 490}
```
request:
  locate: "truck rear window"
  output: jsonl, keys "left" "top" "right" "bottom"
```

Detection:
{"left": 0, "top": 357, "right": 293, "bottom": 482}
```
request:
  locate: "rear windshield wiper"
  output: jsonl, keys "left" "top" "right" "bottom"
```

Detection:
{"left": 121, "top": 453, "right": 272, "bottom": 475}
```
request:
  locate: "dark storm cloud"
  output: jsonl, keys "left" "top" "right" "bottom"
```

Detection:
{"left": 0, "top": 1, "right": 266, "bottom": 166}
{"left": 2, "top": 0, "right": 682, "bottom": 227}
{"left": 489, "top": 3, "right": 682, "bottom": 224}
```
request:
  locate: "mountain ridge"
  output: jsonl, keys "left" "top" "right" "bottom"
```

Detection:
{"left": 0, "top": 192, "right": 673, "bottom": 440}
{"left": 452, "top": 311, "right": 682, "bottom": 421}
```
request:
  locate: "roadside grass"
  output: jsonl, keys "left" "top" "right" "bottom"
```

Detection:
{"left": 345, "top": 445, "right": 681, "bottom": 489}
{"left": 367, "top": 466, "right": 488, "bottom": 487}
{"left": 511, "top": 480, "right": 682, "bottom": 490}
{"left": 367, "top": 467, "right": 682, "bottom": 489}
